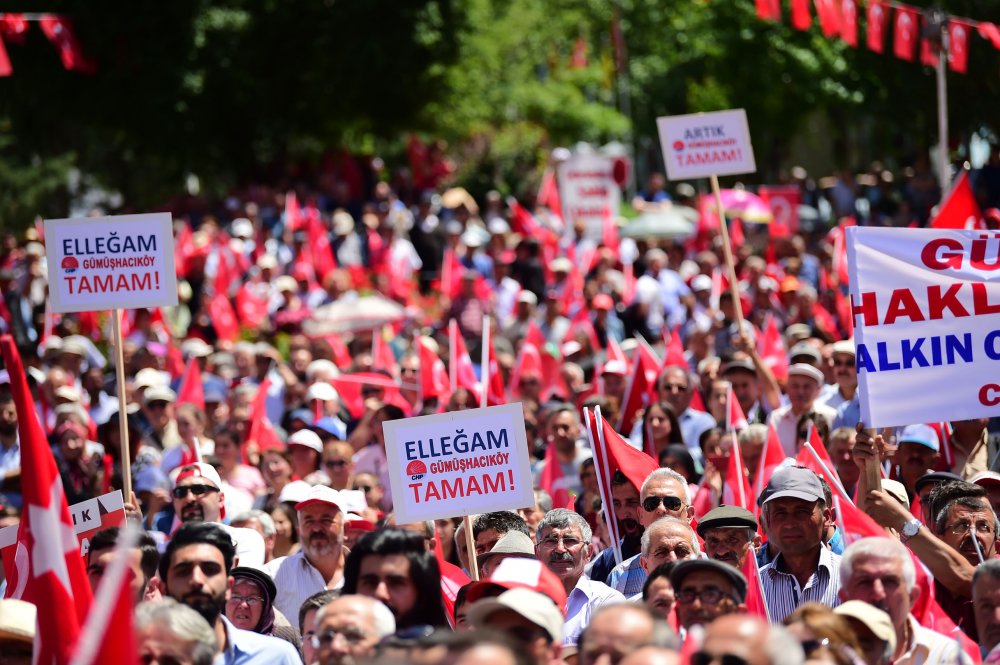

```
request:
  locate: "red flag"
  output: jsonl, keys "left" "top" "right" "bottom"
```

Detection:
{"left": 789, "top": 0, "right": 811, "bottom": 29}
{"left": 814, "top": 0, "right": 841, "bottom": 37}
{"left": 372, "top": 327, "right": 398, "bottom": 379}
{"left": 980, "top": 22, "right": 1000, "bottom": 50}
{"left": 207, "top": 292, "right": 240, "bottom": 342}
{"left": 930, "top": 171, "right": 983, "bottom": 229}
{"left": 538, "top": 442, "right": 574, "bottom": 511}
{"left": 947, "top": 22, "right": 969, "bottom": 73}
{"left": 662, "top": 326, "right": 687, "bottom": 371}
{"left": 754, "top": 423, "right": 788, "bottom": 504}
{"left": 235, "top": 284, "right": 269, "bottom": 330}
{"left": 0, "top": 335, "right": 92, "bottom": 663}
{"left": 537, "top": 171, "right": 562, "bottom": 218}
{"left": 39, "top": 16, "right": 95, "bottom": 73}
{"left": 606, "top": 336, "right": 630, "bottom": 374}
{"left": 893, "top": 6, "right": 918, "bottom": 61}
{"left": 416, "top": 335, "right": 450, "bottom": 403}
{"left": 867, "top": 1, "right": 888, "bottom": 52}
{"left": 174, "top": 221, "right": 194, "bottom": 278}
{"left": 510, "top": 342, "right": 543, "bottom": 401}
{"left": 755, "top": 0, "right": 781, "bottom": 21}
{"left": 0, "top": 14, "right": 29, "bottom": 45}
{"left": 570, "top": 37, "right": 589, "bottom": 68}
{"left": 689, "top": 389, "right": 707, "bottom": 414}
{"left": 246, "top": 378, "right": 283, "bottom": 453}
{"left": 726, "top": 385, "right": 748, "bottom": 433}
{"left": 434, "top": 532, "right": 470, "bottom": 627}
{"left": 594, "top": 408, "right": 658, "bottom": 494}
{"left": 0, "top": 34, "right": 11, "bottom": 77}
{"left": 485, "top": 338, "right": 506, "bottom": 406}
{"left": 757, "top": 314, "right": 789, "bottom": 383}
{"left": 722, "top": 432, "right": 753, "bottom": 511}
{"left": 835, "top": 288, "right": 854, "bottom": 338}
{"left": 449, "top": 321, "right": 479, "bottom": 393}
{"left": 758, "top": 186, "right": 800, "bottom": 238}
{"left": 307, "top": 207, "right": 337, "bottom": 279}
{"left": 920, "top": 21, "right": 939, "bottom": 67}
{"left": 617, "top": 340, "right": 661, "bottom": 434}
{"left": 742, "top": 550, "right": 771, "bottom": 621}
{"left": 284, "top": 191, "right": 305, "bottom": 233}
{"left": 71, "top": 530, "right": 139, "bottom": 665}
{"left": 330, "top": 373, "right": 408, "bottom": 420}
{"left": 839, "top": 0, "right": 858, "bottom": 46}
{"left": 176, "top": 357, "right": 206, "bottom": 411}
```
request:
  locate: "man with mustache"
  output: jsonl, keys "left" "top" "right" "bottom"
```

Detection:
{"left": 160, "top": 522, "right": 299, "bottom": 663}
{"left": 589, "top": 471, "right": 645, "bottom": 591}
{"left": 171, "top": 463, "right": 226, "bottom": 525}
{"left": 535, "top": 508, "right": 624, "bottom": 646}
{"left": 670, "top": 559, "right": 748, "bottom": 631}
{"left": 697, "top": 506, "right": 759, "bottom": 570}
{"left": 839, "top": 537, "right": 972, "bottom": 664}
{"left": 266, "top": 485, "right": 348, "bottom": 621}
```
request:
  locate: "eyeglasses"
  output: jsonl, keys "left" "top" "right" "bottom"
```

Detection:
{"left": 311, "top": 628, "right": 370, "bottom": 648}
{"left": 691, "top": 653, "right": 748, "bottom": 665}
{"left": 325, "top": 459, "right": 349, "bottom": 469}
{"left": 945, "top": 520, "right": 996, "bottom": 536}
{"left": 171, "top": 484, "right": 220, "bottom": 499}
{"left": 538, "top": 535, "right": 584, "bottom": 549}
{"left": 642, "top": 495, "right": 684, "bottom": 512}
{"left": 227, "top": 594, "right": 264, "bottom": 607}
{"left": 676, "top": 586, "right": 730, "bottom": 605}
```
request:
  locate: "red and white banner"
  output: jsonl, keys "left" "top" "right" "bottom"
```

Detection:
{"left": 947, "top": 22, "right": 969, "bottom": 73}
{"left": 866, "top": 1, "right": 888, "bottom": 53}
{"left": 893, "top": 6, "right": 918, "bottom": 61}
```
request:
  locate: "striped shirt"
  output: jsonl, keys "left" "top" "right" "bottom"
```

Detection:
{"left": 760, "top": 545, "right": 841, "bottom": 623}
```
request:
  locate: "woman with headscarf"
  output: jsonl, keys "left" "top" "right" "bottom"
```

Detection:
{"left": 225, "top": 566, "right": 301, "bottom": 650}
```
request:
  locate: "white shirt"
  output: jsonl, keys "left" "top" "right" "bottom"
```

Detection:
{"left": 895, "top": 615, "right": 972, "bottom": 665}
{"left": 563, "top": 576, "right": 626, "bottom": 646}
{"left": 265, "top": 549, "right": 344, "bottom": 621}
{"left": 767, "top": 401, "right": 838, "bottom": 457}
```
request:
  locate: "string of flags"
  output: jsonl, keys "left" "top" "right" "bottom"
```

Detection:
{"left": 0, "top": 13, "right": 95, "bottom": 77}
{"left": 753, "top": 0, "right": 1000, "bottom": 75}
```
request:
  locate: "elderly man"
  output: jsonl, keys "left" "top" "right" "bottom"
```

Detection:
{"left": 697, "top": 506, "right": 759, "bottom": 570}
{"left": 766, "top": 364, "right": 836, "bottom": 456}
{"left": 577, "top": 603, "right": 677, "bottom": 665}
{"left": 759, "top": 466, "right": 841, "bottom": 622}
{"left": 311, "top": 594, "right": 396, "bottom": 665}
{"left": 535, "top": 508, "right": 624, "bottom": 645}
{"left": 298, "top": 589, "right": 338, "bottom": 665}
{"left": 840, "top": 537, "right": 972, "bottom": 664}
{"left": 671, "top": 559, "right": 748, "bottom": 631}
{"left": 606, "top": 468, "right": 691, "bottom": 596}
{"left": 974, "top": 559, "right": 1000, "bottom": 662}
{"left": 480, "top": 530, "right": 537, "bottom": 578}
{"left": 467, "top": 587, "right": 565, "bottom": 665}
{"left": 266, "top": 485, "right": 347, "bottom": 620}
{"left": 657, "top": 367, "right": 715, "bottom": 459}
{"left": 612, "top": 516, "right": 699, "bottom": 597}
{"left": 696, "top": 614, "right": 805, "bottom": 665}
{"left": 134, "top": 598, "right": 218, "bottom": 665}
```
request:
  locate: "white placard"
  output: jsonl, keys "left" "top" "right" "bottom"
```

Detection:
{"left": 848, "top": 227, "right": 1000, "bottom": 427}
{"left": 656, "top": 109, "right": 756, "bottom": 181}
{"left": 381, "top": 403, "right": 535, "bottom": 524}
{"left": 557, "top": 153, "right": 621, "bottom": 242}
{"left": 44, "top": 213, "right": 178, "bottom": 313}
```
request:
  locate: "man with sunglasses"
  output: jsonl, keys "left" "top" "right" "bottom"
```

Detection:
{"left": 817, "top": 340, "right": 857, "bottom": 411}
{"left": 670, "top": 559, "right": 747, "bottom": 632}
{"left": 607, "top": 468, "right": 691, "bottom": 595}
{"left": 658, "top": 367, "right": 715, "bottom": 460}
{"left": 167, "top": 463, "right": 227, "bottom": 528}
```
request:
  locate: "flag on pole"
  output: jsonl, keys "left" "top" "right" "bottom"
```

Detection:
{"left": 617, "top": 339, "right": 661, "bottom": 434}
{"left": 416, "top": 335, "right": 450, "bottom": 404}
{"left": 722, "top": 432, "right": 753, "bottom": 511}
{"left": 741, "top": 549, "right": 771, "bottom": 622}
{"left": 867, "top": 1, "right": 888, "bottom": 52}
{"left": 662, "top": 326, "right": 687, "bottom": 370}
{"left": 176, "top": 357, "right": 206, "bottom": 411}
{"left": 433, "top": 526, "right": 470, "bottom": 628}
{"left": 725, "top": 385, "right": 748, "bottom": 432}
{"left": 754, "top": 423, "right": 789, "bottom": 509}
{"left": 930, "top": 171, "right": 983, "bottom": 229}
{"left": 893, "top": 6, "right": 919, "bottom": 61}
{"left": 538, "top": 442, "right": 574, "bottom": 511}
{"left": 246, "top": 377, "right": 283, "bottom": 454}
{"left": 0, "top": 335, "right": 92, "bottom": 664}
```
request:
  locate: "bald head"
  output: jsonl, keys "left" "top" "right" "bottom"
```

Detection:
{"left": 619, "top": 646, "right": 680, "bottom": 665}
{"left": 701, "top": 615, "right": 804, "bottom": 665}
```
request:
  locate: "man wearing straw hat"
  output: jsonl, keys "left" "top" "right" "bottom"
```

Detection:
{"left": 0, "top": 598, "right": 35, "bottom": 664}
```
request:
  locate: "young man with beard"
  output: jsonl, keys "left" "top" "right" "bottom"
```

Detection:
{"left": 589, "top": 472, "right": 643, "bottom": 588}
{"left": 342, "top": 527, "right": 448, "bottom": 629}
{"left": 266, "top": 485, "right": 348, "bottom": 621}
{"left": 159, "top": 522, "right": 300, "bottom": 664}
{"left": 0, "top": 394, "right": 21, "bottom": 509}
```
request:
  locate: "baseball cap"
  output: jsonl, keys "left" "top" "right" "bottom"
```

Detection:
{"left": 762, "top": 466, "right": 824, "bottom": 505}
{"left": 287, "top": 408, "right": 315, "bottom": 427}
{"left": 787, "top": 363, "right": 824, "bottom": 386}
{"left": 971, "top": 470, "right": 1000, "bottom": 489}
{"left": 691, "top": 274, "right": 713, "bottom": 292}
{"left": 171, "top": 463, "right": 223, "bottom": 490}
{"left": 181, "top": 339, "right": 214, "bottom": 359}
{"left": 287, "top": 429, "right": 323, "bottom": 453}
{"left": 831, "top": 340, "right": 856, "bottom": 358}
{"left": 898, "top": 424, "right": 939, "bottom": 452}
{"left": 466, "top": 557, "right": 568, "bottom": 611}
{"left": 517, "top": 291, "right": 538, "bottom": 306}
{"left": 478, "top": 531, "right": 537, "bottom": 568}
{"left": 720, "top": 359, "right": 756, "bottom": 376}
{"left": 601, "top": 359, "right": 627, "bottom": 376}
{"left": 221, "top": 526, "right": 265, "bottom": 568}
{"left": 204, "top": 384, "right": 229, "bottom": 404}
{"left": 669, "top": 559, "right": 748, "bottom": 603}
{"left": 789, "top": 343, "right": 822, "bottom": 364}
{"left": 277, "top": 480, "right": 313, "bottom": 505}
{"left": 275, "top": 275, "right": 298, "bottom": 293}
{"left": 913, "top": 471, "right": 962, "bottom": 495}
{"left": 313, "top": 417, "right": 347, "bottom": 440}
{"left": 549, "top": 257, "right": 572, "bottom": 274}
{"left": 294, "top": 485, "right": 346, "bottom": 512}
{"left": 881, "top": 479, "right": 910, "bottom": 510}
{"left": 306, "top": 382, "right": 339, "bottom": 403}
{"left": 834, "top": 601, "right": 896, "bottom": 653}
{"left": 695, "top": 506, "right": 758, "bottom": 538}
{"left": 143, "top": 385, "right": 178, "bottom": 405}
{"left": 134, "top": 367, "right": 169, "bottom": 389}
{"left": 467, "top": 588, "right": 564, "bottom": 644}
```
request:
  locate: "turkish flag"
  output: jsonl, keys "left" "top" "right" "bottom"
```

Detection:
{"left": 176, "top": 357, "right": 206, "bottom": 411}
{"left": 536, "top": 171, "right": 562, "bottom": 218}
{"left": 755, "top": 0, "right": 780, "bottom": 21}
{"left": 235, "top": 284, "right": 269, "bottom": 330}
{"left": 538, "top": 442, "right": 574, "bottom": 511}
{"left": 893, "top": 7, "right": 918, "bottom": 61}
{"left": 839, "top": 0, "right": 858, "bottom": 46}
{"left": 920, "top": 19, "right": 939, "bottom": 67}
{"left": 509, "top": 342, "right": 542, "bottom": 401}
{"left": 433, "top": 527, "right": 470, "bottom": 627}
{"left": 791, "top": 0, "right": 811, "bottom": 30}
{"left": 980, "top": 22, "right": 1000, "bottom": 50}
{"left": 207, "top": 292, "right": 240, "bottom": 342}
{"left": 753, "top": 423, "right": 790, "bottom": 507}
{"left": 71, "top": 530, "right": 139, "bottom": 665}
{"left": 662, "top": 325, "right": 687, "bottom": 371}
{"left": 0, "top": 34, "right": 11, "bottom": 77}
{"left": 448, "top": 321, "right": 479, "bottom": 394}
{"left": 931, "top": 170, "right": 983, "bottom": 229}
{"left": 866, "top": 1, "right": 888, "bottom": 53}
{"left": 742, "top": 550, "right": 771, "bottom": 621}
{"left": 246, "top": 378, "right": 284, "bottom": 453}
{"left": 0, "top": 14, "right": 29, "bottom": 44}
{"left": 617, "top": 340, "right": 661, "bottom": 435}
{"left": 757, "top": 314, "right": 789, "bottom": 383}
{"left": 307, "top": 206, "right": 337, "bottom": 279}
{"left": 485, "top": 339, "right": 507, "bottom": 407}
{"left": 947, "top": 22, "right": 969, "bottom": 73}
{"left": 814, "top": 0, "right": 841, "bottom": 37}
{"left": 758, "top": 186, "right": 799, "bottom": 238}
{"left": 591, "top": 407, "right": 658, "bottom": 495}
{"left": 726, "top": 385, "right": 748, "bottom": 433}
{"left": 330, "top": 373, "right": 409, "bottom": 420}
{"left": 0, "top": 335, "right": 92, "bottom": 663}
{"left": 372, "top": 327, "right": 398, "bottom": 379}
{"left": 283, "top": 191, "right": 304, "bottom": 233}
{"left": 39, "top": 16, "right": 95, "bottom": 73}
{"left": 722, "top": 432, "right": 753, "bottom": 511}
{"left": 416, "top": 335, "right": 449, "bottom": 403}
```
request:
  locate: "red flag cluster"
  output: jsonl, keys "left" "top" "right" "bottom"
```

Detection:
{"left": 753, "top": 0, "right": 1000, "bottom": 76}
{"left": 0, "top": 14, "right": 94, "bottom": 76}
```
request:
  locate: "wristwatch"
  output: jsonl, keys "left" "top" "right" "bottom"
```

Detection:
{"left": 900, "top": 519, "right": 922, "bottom": 543}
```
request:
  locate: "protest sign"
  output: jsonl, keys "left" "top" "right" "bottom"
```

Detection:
{"left": 44, "top": 213, "right": 178, "bottom": 313}
{"left": 0, "top": 490, "right": 126, "bottom": 579}
{"left": 656, "top": 109, "right": 756, "bottom": 181}
{"left": 382, "top": 403, "right": 534, "bottom": 524}
{"left": 847, "top": 227, "right": 1000, "bottom": 427}
{"left": 557, "top": 153, "right": 621, "bottom": 241}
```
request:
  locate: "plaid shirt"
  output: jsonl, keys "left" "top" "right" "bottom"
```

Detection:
{"left": 606, "top": 554, "right": 648, "bottom": 597}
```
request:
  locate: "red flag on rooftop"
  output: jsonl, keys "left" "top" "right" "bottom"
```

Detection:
{"left": 0, "top": 335, "right": 92, "bottom": 664}
{"left": 867, "top": 1, "right": 888, "bottom": 52}
{"left": 617, "top": 339, "right": 660, "bottom": 435}
{"left": 930, "top": 171, "right": 983, "bottom": 229}
{"left": 893, "top": 6, "right": 918, "bottom": 61}
{"left": 246, "top": 377, "right": 283, "bottom": 453}
{"left": 176, "top": 357, "right": 206, "bottom": 411}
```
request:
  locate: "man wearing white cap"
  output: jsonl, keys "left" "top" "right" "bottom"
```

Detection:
{"left": 766, "top": 363, "right": 836, "bottom": 456}
{"left": 266, "top": 485, "right": 347, "bottom": 621}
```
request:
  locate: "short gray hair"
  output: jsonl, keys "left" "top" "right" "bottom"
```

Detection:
{"left": 640, "top": 516, "right": 700, "bottom": 557}
{"left": 316, "top": 594, "right": 396, "bottom": 639}
{"left": 578, "top": 603, "right": 678, "bottom": 651}
{"left": 534, "top": 489, "right": 553, "bottom": 514}
{"left": 973, "top": 559, "right": 1000, "bottom": 599}
{"left": 840, "top": 537, "right": 916, "bottom": 592}
{"left": 230, "top": 509, "right": 276, "bottom": 537}
{"left": 640, "top": 468, "right": 692, "bottom": 504}
{"left": 765, "top": 624, "right": 806, "bottom": 665}
{"left": 739, "top": 424, "right": 768, "bottom": 447}
{"left": 135, "top": 598, "right": 217, "bottom": 665}
{"left": 535, "top": 508, "right": 592, "bottom": 545}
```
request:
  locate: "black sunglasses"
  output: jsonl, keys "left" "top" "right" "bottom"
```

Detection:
{"left": 172, "top": 484, "right": 219, "bottom": 499}
{"left": 691, "top": 653, "right": 748, "bottom": 665}
{"left": 642, "top": 495, "right": 684, "bottom": 512}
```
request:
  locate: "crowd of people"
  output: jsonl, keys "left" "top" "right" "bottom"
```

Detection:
{"left": 1, "top": 149, "right": 1000, "bottom": 665}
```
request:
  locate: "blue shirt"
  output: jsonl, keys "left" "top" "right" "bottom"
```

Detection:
{"left": 216, "top": 616, "right": 300, "bottom": 665}
{"left": 0, "top": 439, "right": 21, "bottom": 509}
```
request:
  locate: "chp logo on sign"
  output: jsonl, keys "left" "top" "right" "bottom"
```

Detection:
{"left": 44, "top": 213, "right": 178, "bottom": 314}
{"left": 656, "top": 109, "right": 756, "bottom": 181}
{"left": 382, "top": 403, "right": 535, "bottom": 524}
